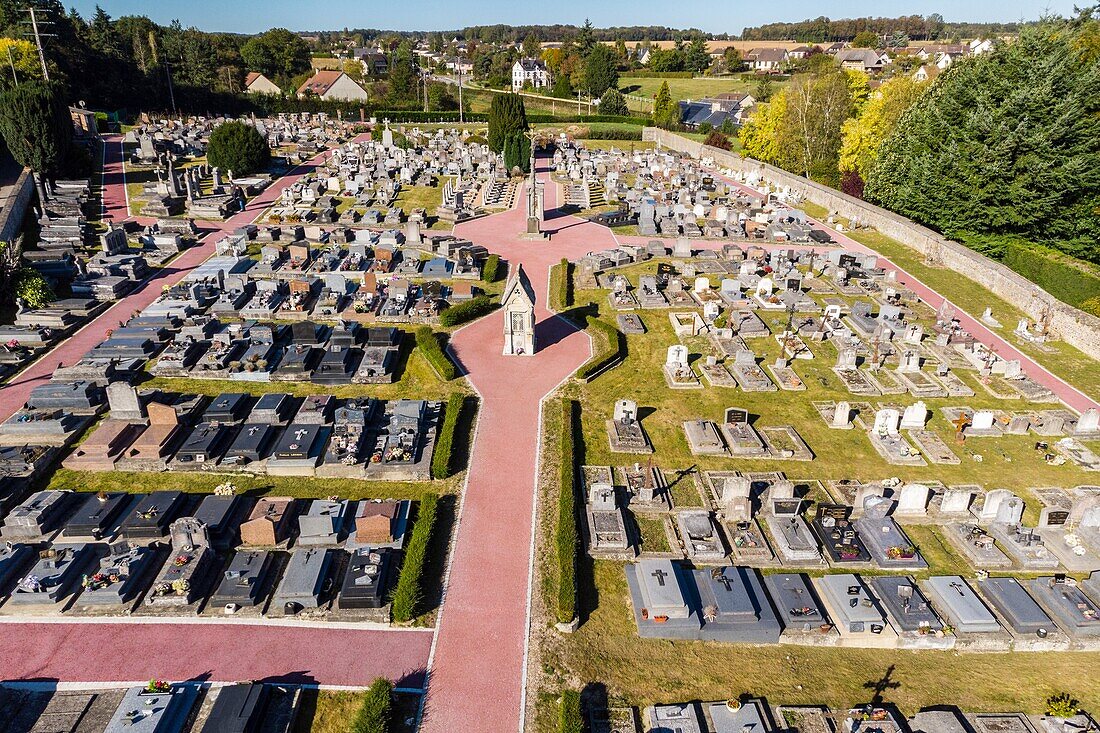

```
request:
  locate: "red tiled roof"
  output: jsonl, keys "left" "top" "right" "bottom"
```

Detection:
{"left": 298, "top": 70, "right": 344, "bottom": 96}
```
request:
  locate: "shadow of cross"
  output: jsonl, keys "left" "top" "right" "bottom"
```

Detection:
{"left": 651, "top": 567, "right": 670, "bottom": 587}
{"left": 863, "top": 664, "right": 901, "bottom": 705}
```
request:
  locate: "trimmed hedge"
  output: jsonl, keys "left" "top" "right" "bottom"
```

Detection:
{"left": 551, "top": 258, "right": 573, "bottom": 312}
{"left": 482, "top": 254, "right": 502, "bottom": 283}
{"left": 556, "top": 399, "right": 579, "bottom": 625}
{"left": 439, "top": 295, "right": 497, "bottom": 328}
{"left": 580, "top": 128, "right": 643, "bottom": 140}
{"left": 575, "top": 316, "right": 625, "bottom": 381}
{"left": 622, "top": 71, "right": 695, "bottom": 78}
{"left": 559, "top": 690, "right": 584, "bottom": 733}
{"left": 415, "top": 326, "right": 457, "bottom": 381}
{"left": 430, "top": 393, "right": 465, "bottom": 480}
{"left": 360, "top": 110, "right": 652, "bottom": 125}
{"left": 390, "top": 493, "right": 439, "bottom": 623}
{"left": 351, "top": 678, "right": 393, "bottom": 733}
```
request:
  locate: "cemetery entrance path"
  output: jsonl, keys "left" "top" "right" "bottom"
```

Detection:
{"left": 419, "top": 159, "right": 614, "bottom": 732}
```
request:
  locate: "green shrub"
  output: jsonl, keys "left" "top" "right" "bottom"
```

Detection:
{"left": 556, "top": 400, "right": 579, "bottom": 625}
{"left": 482, "top": 254, "right": 502, "bottom": 282}
{"left": 351, "top": 678, "right": 393, "bottom": 733}
{"left": 439, "top": 295, "right": 497, "bottom": 328}
{"left": 430, "top": 393, "right": 464, "bottom": 480}
{"left": 390, "top": 493, "right": 439, "bottom": 623}
{"left": 207, "top": 120, "right": 270, "bottom": 175}
{"left": 580, "top": 128, "right": 643, "bottom": 141}
{"left": 415, "top": 326, "right": 457, "bottom": 380}
{"left": 1046, "top": 693, "right": 1079, "bottom": 718}
{"left": 550, "top": 258, "right": 573, "bottom": 311}
{"left": 622, "top": 70, "right": 694, "bottom": 78}
{"left": 575, "top": 316, "right": 625, "bottom": 381}
{"left": 558, "top": 690, "right": 584, "bottom": 733}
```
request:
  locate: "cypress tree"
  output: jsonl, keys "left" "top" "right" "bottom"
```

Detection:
{"left": 0, "top": 81, "right": 74, "bottom": 202}
{"left": 487, "top": 93, "right": 529, "bottom": 153}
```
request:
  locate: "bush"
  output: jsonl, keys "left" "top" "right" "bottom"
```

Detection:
{"left": 963, "top": 236, "right": 1100, "bottom": 312}
{"left": 551, "top": 258, "right": 572, "bottom": 311}
{"left": 415, "top": 326, "right": 457, "bottom": 380}
{"left": 351, "top": 678, "right": 393, "bottom": 733}
{"left": 390, "top": 493, "right": 438, "bottom": 623}
{"left": 581, "top": 128, "right": 643, "bottom": 141}
{"left": 1046, "top": 693, "right": 1079, "bottom": 718}
{"left": 622, "top": 70, "right": 694, "bottom": 78}
{"left": 598, "top": 88, "right": 629, "bottom": 116}
{"left": 703, "top": 130, "right": 731, "bottom": 150}
{"left": 698, "top": 121, "right": 713, "bottom": 135}
{"left": 556, "top": 400, "right": 579, "bottom": 625}
{"left": 559, "top": 690, "right": 584, "bottom": 733}
{"left": 430, "top": 393, "right": 464, "bottom": 480}
{"left": 439, "top": 294, "right": 497, "bottom": 328}
{"left": 482, "top": 254, "right": 502, "bottom": 282}
{"left": 575, "top": 316, "right": 625, "bottom": 381}
{"left": 207, "top": 120, "right": 270, "bottom": 175}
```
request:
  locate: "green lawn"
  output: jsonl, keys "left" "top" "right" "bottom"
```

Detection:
{"left": 535, "top": 256, "right": 1100, "bottom": 728}
{"left": 542, "top": 561, "right": 1100, "bottom": 716}
{"left": 618, "top": 75, "right": 782, "bottom": 110}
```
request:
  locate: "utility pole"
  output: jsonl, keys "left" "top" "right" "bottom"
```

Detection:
{"left": 457, "top": 54, "right": 464, "bottom": 124}
{"left": 165, "top": 60, "right": 177, "bottom": 114}
{"left": 6, "top": 44, "right": 18, "bottom": 86}
{"left": 25, "top": 6, "right": 52, "bottom": 81}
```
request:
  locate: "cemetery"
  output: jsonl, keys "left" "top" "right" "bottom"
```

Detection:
{"left": 1, "top": 72, "right": 1100, "bottom": 732}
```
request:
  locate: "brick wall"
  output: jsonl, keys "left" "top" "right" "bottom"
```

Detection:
{"left": 642, "top": 127, "right": 1100, "bottom": 359}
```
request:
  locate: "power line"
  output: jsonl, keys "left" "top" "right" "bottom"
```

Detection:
{"left": 23, "top": 5, "right": 55, "bottom": 82}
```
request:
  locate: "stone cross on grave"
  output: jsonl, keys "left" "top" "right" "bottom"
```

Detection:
{"left": 713, "top": 571, "right": 733, "bottom": 592}
{"left": 651, "top": 568, "right": 669, "bottom": 587}
{"left": 294, "top": 429, "right": 307, "bottom": 441}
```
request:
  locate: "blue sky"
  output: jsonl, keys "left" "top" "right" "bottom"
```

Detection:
{"left": 70, "top": 0, "right": 1079, "bottom": 35}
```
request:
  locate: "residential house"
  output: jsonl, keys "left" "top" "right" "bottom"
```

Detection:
{"left": 788, "top": 45, "right": 816, "bottom": 60}
{"left": 678, "top": 93, "right": 755, "bottom": 129}
{"left": 512, "top": 58, "right": 552, "bottom": 92}
{"left": 746, "top": 48, "right": 789, "bottom": 73}
{"left": 297, "top": 70, "right": 370, "bottom": 101}
{"left": 824, "top": 42, "right": 848, "bottom": 55}
{"left": 352, "top": 48, "right": 389, "bottom": 77}
{"left": 912, "top": 64, "right": 940, "bottom": 82}
{"left": 835, "top": 48, "right": 890, "bottom": 73}
{"left": 444, "top": 57, "right": 473, "bottom": 75}
{"left": 969, "top": 38, "right": 995, "bottom": 55}
{"left": 245, "top": 72, "right": 281, "bottom": 95}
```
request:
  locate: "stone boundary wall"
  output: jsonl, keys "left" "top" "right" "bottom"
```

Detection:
{"left": 0, "top": 168, "right": 35, "bottom": 245}
{"left": 642, "top": 127, "right": 1100, "bottom": 360}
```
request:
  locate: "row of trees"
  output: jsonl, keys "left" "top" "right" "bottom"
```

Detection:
{"left": 738, "top": 61, "right": 872, "bottom": 185}
{"left": 740, "top": 14, "right": 1018, "bottom": 43}
{"left": 865, "top": 12, "right": 1100, "bottom": 263}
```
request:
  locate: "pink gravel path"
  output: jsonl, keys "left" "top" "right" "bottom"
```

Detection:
{"left": 420, "top": 164, "right": 610, "bottom": 733}
{"left": 0, "top": 622, "right": 431, "bottom": 688}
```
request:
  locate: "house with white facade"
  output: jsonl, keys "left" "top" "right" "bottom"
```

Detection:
{"left": 245, "top": 72, "right": 281, "bottom": 95}
{"left": 512, "top": 58, "right": 552, "bottom": 92}
{"left": 297, "top": 70, "right": 369, "bottom": 101}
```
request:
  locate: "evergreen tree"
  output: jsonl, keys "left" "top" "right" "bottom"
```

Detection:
{"left": 652, "top": 81, "right": 677, "bottom": 128}
{"left": 583, "top": 44, "right": 619, "bottom": 97}
{"left": 503, "top": 130, "right": 531, "bottom": 173}
{"left": 598, "top": 88, "right": 629, "bottom": 116}
{"left": 206, "top": 120, "right": 270, "bottom": 175}
{"left": 0, "top": 81, "right": 73, "bottom": 202}
{"left": 487, "top": 93, "right": 528, "bottom": 153}
{"left": 865, "top": 16, "right": 1100, "bottom": 261}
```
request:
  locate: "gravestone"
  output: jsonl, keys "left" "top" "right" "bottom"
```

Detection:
{"left": 901, "top": 401, "right": 928, "bottom": 430}
{"left": 832, "top": 401, "right": 852, "bottom": 429}
{"left": 720, "top": 475, "right": 752, "bottom": 522}
{"left": 896, "top": 483, "right": 931, "bottom": 515}
{"left": 107, "top": 383, "right": 145, "bottom": 421}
